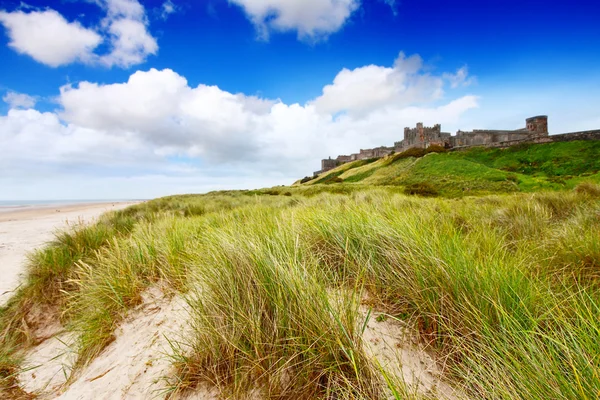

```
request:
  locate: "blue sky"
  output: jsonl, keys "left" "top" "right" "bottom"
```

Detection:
{"left": 1, "top": 0, "right": 599, "bottom": 200}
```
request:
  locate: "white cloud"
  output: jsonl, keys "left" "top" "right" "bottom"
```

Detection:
{"left": 100, "top": 17, "right": 158, "bottom": 68}
{"left": 52, "top": 54, "right": 477, "bottom": 166}
{"left": 0, "top": 9, "right": 102, "bottom": 67}
{"left": 0, "top": 0, "right": 157, "bottom": 68}
{"left": 229, "top": 0, "right": 360, "bottom": 40}
{"left": 96, "top": 0, "right": 158, "bottom": 68}
{"left": 3, "top": 91, "right": 37, "bottom": 109}
{"left": 160, "top": 0, "right": 178, "bottom": 20}
{"left": 312, "top": 52, "right": 447, "bottom": 115}
{"left": 0, "top": 53, "right": 481, "bottom": 199}
{"left": 101, "top": 0, "right": 145, "bottom": 19}
{"left": 444, "top": 66, "right": 475, "bottom": 88}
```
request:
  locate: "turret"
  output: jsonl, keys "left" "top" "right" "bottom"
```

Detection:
{"left": 526, "top": 116, "right": 548, "bottom": 136}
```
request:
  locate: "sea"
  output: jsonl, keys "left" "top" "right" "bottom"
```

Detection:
{"left": 0, "top": 199, "right": 140, "bottom": 213}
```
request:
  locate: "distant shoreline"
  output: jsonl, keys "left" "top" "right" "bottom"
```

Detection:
{"left": 0, "top": 200, "right": 144, "bottom": 214}
{"left": 0, "top": 201, "right": 141, "bottom": 223}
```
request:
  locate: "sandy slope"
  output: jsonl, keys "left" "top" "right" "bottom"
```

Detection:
{"left": 362, "top": 309, "right": 461, "bottom": 399}
{"left": 17, "top": 287, "right": 216, "bottom": 400}
{"left": 16, "top": 292, "right": 461, "bottom": 399}
{"left": 0, "top": 202, "right": 138, "bottom": 306}
{"left": 4, "top": 201, "right": 462, "bottom": 399}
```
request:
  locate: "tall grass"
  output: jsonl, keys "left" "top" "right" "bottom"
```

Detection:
{"left": 296, "top": 189, "right": 600, "bottom": 398}
{"left": 168, "top": 207, "right": 379, "bottom": 398}
{"left": 2, "top": 185, "right": 600, "bottom": 399}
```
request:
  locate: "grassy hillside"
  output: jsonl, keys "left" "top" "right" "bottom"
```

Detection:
{"left": 301, "top": 140, "right": 600, "bottom": 197}
{"left": 2, "top": 183, "right": 600, "bottom": 399}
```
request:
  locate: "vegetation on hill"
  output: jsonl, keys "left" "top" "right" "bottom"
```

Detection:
{"left": 302, "top": 140, "right": 600, "bottom": 197}
{"left": 1, "top": 180, "right": 600, "bottom": 399}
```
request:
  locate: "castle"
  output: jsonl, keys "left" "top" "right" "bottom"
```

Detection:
{"left": 315, "top": 115, "right": 551, "bottom": 176}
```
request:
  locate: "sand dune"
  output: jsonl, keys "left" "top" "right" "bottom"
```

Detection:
{"left": 4, "top": 201, "right": 460, "bottom": 399}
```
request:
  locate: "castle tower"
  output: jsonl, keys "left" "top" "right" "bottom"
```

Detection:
{"left": 321, "top": 157, "right": 337, "bottom": 172}
{"left": 526, "top": 116, "right": 548, "bottom": 136}
{"left": 417, "top": 122, "right": 424, "bottom": 143}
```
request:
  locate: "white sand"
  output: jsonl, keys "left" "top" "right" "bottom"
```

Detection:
{"left": 18, "top": 287, "right": 212, "bottom": 400}
{"left": 362, "top": 308, "right": 463, "bottom": 399}
{"left": 0, "top": 202, "right": 138, "bottom": 306}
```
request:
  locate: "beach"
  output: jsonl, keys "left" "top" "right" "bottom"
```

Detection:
{"left": 0, "top": 202, "right": 138, "bottom": 306}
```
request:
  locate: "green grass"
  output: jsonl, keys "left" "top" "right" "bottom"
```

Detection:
{"left": 2, "top": 178, "right": 600, "bottom": 398}
{"left": 303, "top": 141, "right": 600, "bottom": 198}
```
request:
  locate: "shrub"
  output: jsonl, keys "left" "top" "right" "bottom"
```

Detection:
{"left": 425, "top": 144, "right": 447, "bottom": 154}
{"left": 506, "top": 173, "right": 519, "bottom": 183}
{"left": 401, "top": 147, "right": 426, "bottom": 158}
{"left": 300, "top": 176, "right": 314, "bottom": 184}
{"left": 392, "top": 147, "right": 426, "bottom": 162}
{"left": 404, "top": 182, "right": 439, "bottom": 197}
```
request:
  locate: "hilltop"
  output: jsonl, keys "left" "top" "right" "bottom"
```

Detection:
{"left": 296, "top": 140, "right": 600, "bottom": 197}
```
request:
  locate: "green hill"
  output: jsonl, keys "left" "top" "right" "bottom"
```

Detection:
{"left": 299, "top": 140, "right": 600, "bottom": 197}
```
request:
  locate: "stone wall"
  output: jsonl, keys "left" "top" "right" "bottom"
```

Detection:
{"left": 313, "top": 116, "right": 600, "bottom": 177}
{"left": 450, "top": 130, "right": 531, "bottom": 147}
{"left": 451, "top": 129, "right": 600, "bottom": 151}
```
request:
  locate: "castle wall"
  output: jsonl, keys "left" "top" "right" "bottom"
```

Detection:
{"left": 372, "top": 146, "right": 394, "bottom": 157}
{"left": 313, "top": 116, "right": 599, "bottom": 178}
{"left": 450, "top": 130, "right": 531, "bottom": 147}
{"left": 451, "top": 129, "right": 600, "bottom": 151}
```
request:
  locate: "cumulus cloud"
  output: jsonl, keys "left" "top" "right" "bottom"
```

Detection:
{"left": 311, "top": 52, "right": 447, "bottom": 115}
{"left": 0, "top": 0, "right": 157, "bottom": 68}
{"left": 50, "top": 54, "right": 477, "bottom": 166}
{"left": 229, "top": 0, "right": 360, "bottom": 40}
{"left": 0, "top": 9, "right": 102, "bottom": 67}
{"left": 1, "top": 53, "right": 480, "bottom": 198}
{"left": 58, "top": 69, "right": 276, "bottom": 161}
{"left": 96, "top": 0, "right": 158, "bottom": 67}
{"left": 3, "top": 91, "right": 37, "bottom": 109}
{"left": 0, "top": 108, "right": 151, "bottom": 177}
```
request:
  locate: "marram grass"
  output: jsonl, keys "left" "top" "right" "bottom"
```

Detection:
{"left": 1, "top": 184, "right": 599, "bottom": 399}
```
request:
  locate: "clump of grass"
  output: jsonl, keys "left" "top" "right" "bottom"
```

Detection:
{"left": 0, "top": 342, "right": 29, "bottom": 399}
{"left": 66, "top": 216, "right": 198, "bottom": 368}
{"left": 575, "top": 181, "right": 600, "bottom": 197}
{"left": 168, "top": 207, "right": 380, "bottom": 399}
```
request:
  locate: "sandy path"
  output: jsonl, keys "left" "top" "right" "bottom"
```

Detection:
{"left": 0, "top": 202, "right": 139, "bottom": 306}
